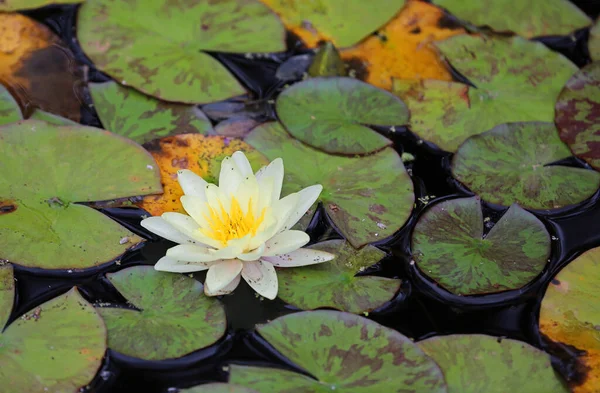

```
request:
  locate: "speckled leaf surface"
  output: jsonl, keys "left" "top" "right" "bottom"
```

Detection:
{"left": 276, "top": 77, "right": 407, "bottom": 154}
{"left": 0, "top": 264, "right": 14, "bottom": 330}
{"left": 411, "top": 197, "right": 550, "bottom": 295}
{"left": 555, "top": 62, "right": 600, "bottom": 171}
{"left": 433, "top": 0, "right": 590, "bottom": 37}
{"left": 77, "top": 0, "right": 285, "bottom": 103}
{"left": 0, "top": 84, "right": 22, "bottom": 126}
{"left": 451, "top": 122, "right": 600, "bottom": 209}
{"left": 277, "top": 240, "right": 400, "bottom": 314}
{"left": 246, "top": 122, "right": 414, "bottom": 247}
{"left": 98, "top": 266, "right": 226, "bottom": 360}
{"left": 0, "top": 0, "right": 84, "bottom": 11}
{"left": 29, "top": 109, "right": 78, "bottom": 126}
{"left": 540, "top": 247, "right": 600, "bottom": 393}
{"left": 590, "top": 19, "right": 600, "bottom": 61}
{"left": 418, "top": 335, "right": 569, "bottom": 393}
{"left": 90, "top": 81, "right": 213, "bottom": 144}
{"left": 0, "top": 287, "right": 106, "bottom": 393}
{"left": 0, "top": 120, "right": 162, "bottom": 269}
{"left": 230, "top": 311, "right": 447, "bottom": 392}
{"left": 182, "top": 383, "right": 259, "bottom": 393}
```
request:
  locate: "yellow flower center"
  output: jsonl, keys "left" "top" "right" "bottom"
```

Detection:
{"left": 201, "top": 196, "right": 266, "bottom": 246}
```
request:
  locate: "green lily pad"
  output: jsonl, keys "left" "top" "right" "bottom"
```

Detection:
{"left": 29, "top": 109, "right": 79, "bottom": 126}
{"left": 276, "top": 77, "right": 407, "bottom": 154}
{"left": 418, "top": 334, "right": 569, "bottom": 393}
{"left": 0, "top": 85, "right": 22, "bottom": 126}
{"left": 0, "top": 0, "right": 84, "bottom": 11}
{"left": 98, "top": 266, "right": 226, "bottom": 360}
{"left": 590, "top": 19, "right": 600, "bottom": 61}
{"left": 0, "top": 120, "right": 162, "bottom": 269}
{"left": 181, "top": 383, "right": 259, "bottom": 393}
{"left": 0, "top": 266, "right": 106, "bottom": 393}
{"left": 245, "top": 122, "right": 414, "bottom": 248}
{"left": 451, "top": 122, "right": 600, "bottom": 209}
{"left": 308, "top": 42, "right": 346, "bottom": 77}
{"left": 393, "top": 35, "right": 578, "bottom": 152}
{"left": 90, "top": 81, "right": 213, "bottom": 144}
{"left": 411, "top": 197, "right": 550, "bottom": 296}
{"left": 229, "top": 311, "right": 447, "bottom": 392}
{"left": 555, "top": 62, "right": 600, "bottom": 171}
{"left": 77, "top": 0, "right": 285, "bottom": 104}
{"left": 433, "top": 0, "right": 590, "bottom": 38}
{"left": 277, "top": 240, "right": 400, "bottom": 314}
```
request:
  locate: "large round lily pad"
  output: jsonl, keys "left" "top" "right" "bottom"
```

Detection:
{"left": 411, "top": 197, "right": 550, "bottom": 296}
{"left": 229, "top": 310, "right": 447, "bottom": 392}
{"left": 393, "top": 35, "right": 578, "bottom": 152}
{"left": 0, "top": 120, "right": 162, "bottom": 269}
{"left": 245, "top": 122, "right": 414, "bottom": 248}
{"left": 276, "top": 77, "right": 408, "bottom": 154}
{"left": 77, "top": 0, "right": 285, "bottom": 104}
{"left": 555, "top": 62, "right": 600, "bottom": 171}
{"left": 451, "top": 122, "right": 600, "bottom": 209}
{"left": 418, "top": 334, "right": 569, "bottom": 393}
{"left": 277, "top": 240, "right": 401, "bottom": 314}
{"left": 0, "top": 0, "right": 84, "bottom": 11}
{"left": 540, "top": 246, "right": 600, "bottom": 393}
{"left": 182, "top": 383, "right": 259, "bottom": 393}
{"left": 0, "top": 84, "right": 22, "bottom": 126}
{"left": 590, "top": 19, "right": 600, "bottom": 62}
{"left": 98, "top": 266, "right": 226, "bottom": 360}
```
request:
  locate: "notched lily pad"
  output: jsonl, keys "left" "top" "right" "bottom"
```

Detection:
{"left": 98, "top": 266, "right": 226, "bottom": 361}
{"left": 0, "top": 84, "right": 22, "bottom": 126}
{"left": 181, "top": 383, "right": 258, "bottom": 393}
{"left": 246, "top": 122, "right": 414, "bottom": 248}
{"left": 276, "top": 77, "right": 407, "bottom": 154}
{"left": 411, "top": 197, "right": 550, "bottom": 296}
{"left": 277, "top": 240, "right": 400, "bottom": 314}
{"left": 0, "top": 0, "right": 84, "bottom": 11}
{"left": 451, "top": 122, "right": 600, "bottom": 209}
{"left": 229, "top": 310, "right": 447, "bottom": 392}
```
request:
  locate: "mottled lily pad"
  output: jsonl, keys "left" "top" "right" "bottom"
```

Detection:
{"left": 394, "top": 35, "right": 578, "bottom": 152}
{"left": 276, "top": 77, "right": 407, "bottom": 154}
{"left": 229, "top": 311, "right": 447, "bottom": 392}
{"left": 540, "top": 247, "right": 600, "bottom": 393}
{"left": 77, "top": 0, "right": 285, "bottom": 103}
{"left": 555, "top": 62, "right": 600, "bottom": 171}
{"left": 246, "top": 122, "right": 414, "bottom": 247}
{"left": 411, "top": 197, "right": 550, "bottom": 296}
{"left": 181, "top": 383, "right": 258, "bottom": 393}
{"left": 590, "top": 19, "right": 600, "bottom": 61}
{"left": 0, "top": 0, "right": 84, "bottom": 11}
{"left": 98, "top": 266, "right": 226, "bottom": 360}
{"left": 277, "top": 240, "right": 400, "bottom": 314}
{"left": 451, "top": 122, "right": 600, "bottom": 209}
{"left": 433, "top": 0, "right": 590, "bottom": 37}
{"left": 0, "top": 265, "right": 106, "bottom": 392}
{"left": 90, "top": 81, "right": 213, "bottom": 144}
{"left": 418, "top": 334, "right": 569, "bottom": 393}
{"left": 0, "top": 120, "right": 162, "bottom": 269}
{"left": 0, "top": 84, "right": 22, "bottom": 126}
{"left": 28, "top": 109, "right": 78, "bottom": 126}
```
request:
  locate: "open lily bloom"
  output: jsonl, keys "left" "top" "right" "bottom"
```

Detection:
{"left": 140, "top": 151, "right": 335, "bottom": 299}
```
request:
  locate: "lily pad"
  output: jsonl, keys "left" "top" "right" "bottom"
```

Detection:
{"left": 90, "top": 81, "right": 213, "bottom": 144}
{"left": 433, "top": 0, "right": 590, "bottom": 37}
{"left": 0, "top": 120, "right": 162, "bottom": 269}
{"left": 540, "top": 246, "right": 600, "bottom": 393}
{"left": 394, "top": 35, "right": 578, "bottom": 152}
{"left": 28, "top": 109, "right": 79, "bottom": 126}
{"left": 590, "top": 19, "right": 600, "bottom": 61}
{"left": 245, "top": 122, "right": 414, "bottom": 248}
{"left": 451, "top": 122, "right": 600, "bottom": 209}
{"left": 181, "top": 383, "right": 258, "bottom": 393}
{"left": 411, "top": 197, "right": 550, "bottom": 296}
{"left": 229, "top": 310, "right": 447, "bottom": 392}
{"left": 555, "top": 62, "right": 600, "bottom": 171}
{"left": 276, "top": 77, "right": 408, "bottom": 154}
{"left": 0, "top": 266, "right": 106, "bottom": 392}
{"left": 98, "top": 266, "right": 226, "bottom": 360}
{"left": 77, "top": 0, "right": 285, "bottom": 104}
{"left": 418, "top": 334, "right": 569, "bottom": 393}
{"left": 307, "top": 42, "right": 346, "bottom": 77}
{"left": 0, "top": 84, "right": 22, "bottom": 126}
{"left": 277, "top": 240, "right": 400, "bottom": 314}
{"left": 0, "top": 0, "right": 84, "bottom": 11}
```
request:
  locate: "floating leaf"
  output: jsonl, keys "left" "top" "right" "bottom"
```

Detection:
{"left": 28, "top": 109, "right": 79, "bottom": 126}
{"left": 276, "top": 77, "right": 407, "bottom": 154}
{"left": 590, "top": 19, "right": 600, "bottom": 62}
{"left": 0, "top": 84, "right": 22, "bottom": 126}
{"left": 555, "top": 62, "right": 600, "bottom": 171}
{"left": 308, "top": 42, "right": 346, "bottom": 77}
{"left": 540, "top": 246, "right": 600, "bottom": 393}
{"left": 0, "top": 0, "right": 84, "bottom": 11}
{"left": 418, "top": 334, "right": 569, "bottom": 393}
{"left": 181, "top": 383, "right": 259, "bottom": 393}
{"left": 246, "top": 122, "right": 414, "bottom": 247}
{"left": 451, "top": 122, "right": 600, "bottom": 209}
{"left": 0, "top": 264, "right": 14, "bottom": 331}
{"left": 411, "top": 197, "right": 549, "bottom": 296}
{"left": 229, "top": 311, "right": 447, "bottom": 392}
{"left": 78, "top": 0, "right": 285, "bottom": 104}
{"left": 137, "top": 134, "right": 268, "bottom": 216}
{"left": 394, "top": 35, "right": 578, "bottom": 152}
{"left": 213, "top": 116, "right": 260, "bottom": 138}
{"left": 0, "top": 120, "right": 162, "bottom": 269}
{"left": 277, "top": 240, "right": 400, "bottom": 313}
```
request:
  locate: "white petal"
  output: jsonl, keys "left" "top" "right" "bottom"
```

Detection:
{"left": 166, "top": 244, "right": 220, "bottom": 262}
{"left": 242, "top": 260, "right": 278, "bottom": 300}
{"left": 180, "top": 195, "right": 211, "bottom": 228}
{"left": 246, "top": 213, "right": 278, "bottom": 251}
{"left": 270, "top": 192, "right": 301, "bottom": 234}
{"left": 238, "top": 243, "right": 266, "bottom": 261}
{"left": 263, "top": 230, "right": 310, "bottom": 256}
{"left": 257, "top": 176, "right": 274, "bottom": 212}
{"left": 279, "top": 185, "right": 322, "bottom": 232}
{"left": 204, "top": 273, "right": 241, "bottom": 296}
{"left": 205, "top": 259, "right": 243, "bottom": 293}
{"left": 219, "top": 156, "right": 244, "bottom": 196}
{"left": 256, "top": 158, "right": 284, "bottom": 203}
{"left": 232, "top": 151, "right": 253, "bottom": 177}
{"left": 140, "top": 216, "right": 197, "bottom": 244}
{"left": 261, "top": 248, "right": 335, "bottom": 267}
{"left": 154, "top": 256, "right": 213, "bottom": 273}
{"left": 160, "top": 212, "right": 210, "bottom": 246}
{"left": 177, "top": 169, "right": 208, "bottom": 199}
{"left": 235, "top": 175, "right": 260, "bottom": 215}
{"left": 205, "top": 184, "right": 231, "bottom": 215}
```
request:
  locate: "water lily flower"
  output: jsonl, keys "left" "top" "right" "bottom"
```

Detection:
{"left": 140, "top": 151, "right": 335, "bottom": 299}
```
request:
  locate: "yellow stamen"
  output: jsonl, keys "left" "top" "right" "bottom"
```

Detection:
{"left": 201, "top": 196, "right": 266, "bottom": 246}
